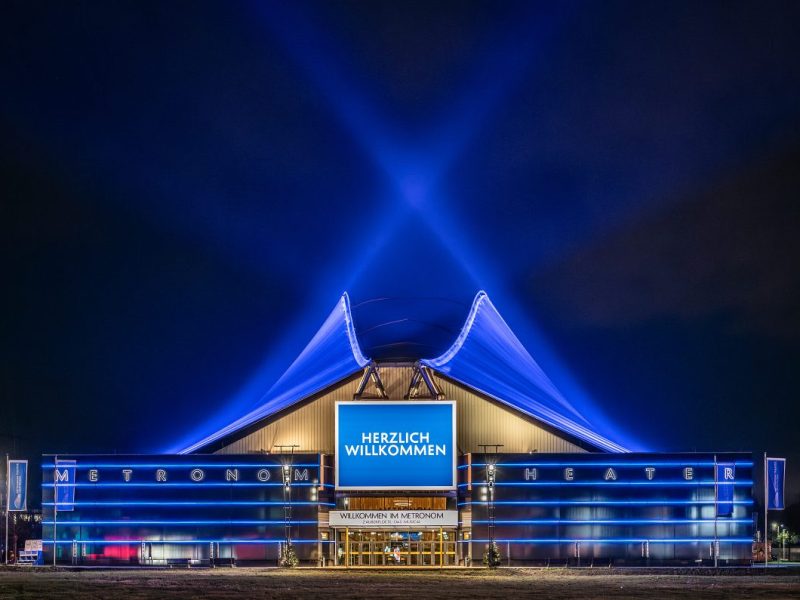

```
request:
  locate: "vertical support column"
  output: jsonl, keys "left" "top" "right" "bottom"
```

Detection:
{"left": 53, "top": 455, "right": 58, "bottom": 566}
{"left": 713, "top": 454, "right": 718, "bottom": 568}
{"left": 439, "top": 527, "right": 443, "bottom": 568}
{"left": 4, "top": 455, "right": 9, "bottom": 565}
{"left": 764, "top": 452, "right": 768, "bottom": 568}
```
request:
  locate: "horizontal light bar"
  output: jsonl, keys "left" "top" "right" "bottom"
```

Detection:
{"left": 43, "top": 483, "right": 330, "bottom": 488}
{"left": 44, "top": 539, "right": 318, "bottom": 545}
{"left": 42, "top": 463, "right": 320, "bottom": 469}
{"left": 470, "top": 519, "right": 752, "bottom": 525}
{"left": 43, "top": 501, "right": 333, "bottom": 507}
{"left": 460, "top": 462, "right": 754, "bottom": 469}
{"left": 461, "top": 481, "right": 753, "bottom": 487}
{"left": 43, "top": 520, "right": 317, "bottom": 526}
{"left": 43, "top": 538, "right": 753, "bottom": 545}
{"left": 463, "top": 538, "right": 754, "bottom": 544}
{"left": 460, "top": 500, "right": 754, "bottom": 506}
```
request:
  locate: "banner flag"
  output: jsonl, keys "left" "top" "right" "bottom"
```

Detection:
{"left": 7, "top": 459, "right": 28, "bottom": 512}
{"left": 767, "top": 457, "right": 786, "bottom": 511}
{"left": 54, "top": 459, "right": 76, "bottom": 511}
{"left": 716, "top": 462, "right": 735, "bottom": 517}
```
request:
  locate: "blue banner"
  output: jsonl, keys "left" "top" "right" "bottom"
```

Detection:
{"left": 54, "top": 459, "right": 76, "bottom": 511}
{"left": 336, "top": 401, "right": 456, "bottom": 490}
{"left": 715, "top": 463, "right": 734, "bottom": 517}
{"left": 7, "top": 460, "right": 28, "bottom": 512}
{"left": 767, "top": 457, "right": 786, "bottom": 510}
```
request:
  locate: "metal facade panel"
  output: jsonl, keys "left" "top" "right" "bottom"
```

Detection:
{"left": 40, "top": 454, "right": 323, "bottom": 565}
{"left": 215, "top": 366, "right": 586, "bottom": 455}
{"left": 215, "top": 375, "right": 362, "bottom": 455}
{"left": 435, "top": 376, "right": 587, "bottom": 454}
{"left": 460, "top": 452, "right": 755, "bottom": 564}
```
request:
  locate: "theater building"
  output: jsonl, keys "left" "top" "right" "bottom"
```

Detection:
{"left": 42, "top": 292, "right": 754, "bottom": 566}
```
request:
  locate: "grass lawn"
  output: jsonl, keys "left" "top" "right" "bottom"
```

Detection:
{"left": 1, "top": 567, "right": 799, "bottom": 599}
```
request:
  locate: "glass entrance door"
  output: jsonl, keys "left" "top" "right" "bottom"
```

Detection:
{"left": 335, "top": 530, "right": 456, "bottom": 566}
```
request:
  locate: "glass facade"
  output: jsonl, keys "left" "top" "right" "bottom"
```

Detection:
{"left": 42, "top": 451, "right": 755, "bottom": 566}
{"left": 460, "top": 452, "right": 754, "bottom": 565}
{"left": 41, "top": 454, "right": 330, "bottom": 565}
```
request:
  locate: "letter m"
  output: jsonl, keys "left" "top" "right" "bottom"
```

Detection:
{"left": 55, "top": 469, "right": 69, "bottom": 483}
{"left": 294, "top": 468, "right": 309, "bottom": 481}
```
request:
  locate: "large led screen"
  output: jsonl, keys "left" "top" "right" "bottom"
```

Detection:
{"left": 335, "top": 401, "right": 456, "bottom": 490}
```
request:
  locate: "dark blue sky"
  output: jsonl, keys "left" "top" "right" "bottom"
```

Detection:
{"left": 2, "top": 1, "right": 799, "bottom": 502}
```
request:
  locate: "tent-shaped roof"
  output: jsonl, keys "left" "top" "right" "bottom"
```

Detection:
{"left": 180, "top": 291, "right": 627, "bottom": 454}
{"left": 179, "top": 293, "right": 369, "bottom": 454}
{"left": 421, "top": 292, "right": 627, "bottom": 453}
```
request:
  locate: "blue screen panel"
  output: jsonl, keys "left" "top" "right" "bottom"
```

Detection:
{"left": 336, "top": 401, "right": 456, "bottom": 490}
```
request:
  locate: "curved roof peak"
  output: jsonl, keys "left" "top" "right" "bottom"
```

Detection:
{"left": 422, "top": 291, "right": 628, "bottom": 453}
{"left": 180, "top": 291, "right": 627, "bottom": 454}
{"left": 179, "top": 292, "right": 369, "bottom": 454}
{"left": 423, "top": 290, "right": 489, "bottom": 367}
{"left": 350, "top": 295, "right": 469, "bottom": 362}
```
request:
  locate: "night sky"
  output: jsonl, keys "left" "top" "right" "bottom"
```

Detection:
{"left": 3, "top": 1, "right": 800, "bottom": 506}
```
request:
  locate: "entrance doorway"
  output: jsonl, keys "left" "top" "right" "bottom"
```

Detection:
{"left": 335, "top": 529, "right": 457, "bottom": 566}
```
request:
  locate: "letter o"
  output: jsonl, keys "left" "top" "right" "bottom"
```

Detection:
{"left": 257, "top": 469, "right": 271, "bottom": 482}
{"left": 190, "top": 469, "right": 205, "bottom": 482}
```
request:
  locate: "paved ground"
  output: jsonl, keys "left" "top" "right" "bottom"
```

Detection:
{"left": 1, "top": 567, "right": 799, "bottom": 599}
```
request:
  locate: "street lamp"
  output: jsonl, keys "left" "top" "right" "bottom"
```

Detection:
{"left": 486, "top": 464, "right": 496, "bottom": 545}
{"left": 477, "top": 444, "right": 503, "bottom": 567}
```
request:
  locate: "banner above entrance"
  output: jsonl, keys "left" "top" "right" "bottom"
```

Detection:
{"left": 329, "top": 510, "right": 458, "bottom": 528}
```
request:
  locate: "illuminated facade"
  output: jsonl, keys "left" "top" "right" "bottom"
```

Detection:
{"left": 42, "top": 292, "right": 755, "bottom": 565}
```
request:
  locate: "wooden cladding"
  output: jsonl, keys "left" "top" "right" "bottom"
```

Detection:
{"left": 346, "top": 496, "right": 447, "bottom": 510}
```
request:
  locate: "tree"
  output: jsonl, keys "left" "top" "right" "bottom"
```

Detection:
{"left": 279, "top": 543, "right": 299, "bottom": 568}
{"left": 483, "top": 542, "right": 502, "bottom": 568}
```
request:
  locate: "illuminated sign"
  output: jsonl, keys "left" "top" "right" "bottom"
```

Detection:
{"left": 465, "top": 462, "right": 750, "bottom": 488}
{"left": 7, "top": 460, "right": 28, "bottom": 512}
{"left": 335, "top": 401, "right": 457, "bottom": 491}
{"left": 329, "top": 510, "right": 458, "bottom": 528}
{"left": 44, "top": 464, "right": 318, "bottom": 486}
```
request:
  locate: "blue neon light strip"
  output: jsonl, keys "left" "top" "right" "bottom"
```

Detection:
{"left": 42, "top": 520, "right": 317, "bottom": 526}
{"left": 42, "top": 463, "right": 320, "bottom": 469}
{"left": 42, "top": 483, "right": 331, "bottom": 488}
{"left": 44, "top": 539, "right": 318, "bottom": 545}
{"left": 459, "top": 500, "right": 754, "bottom": 506}
{"left": 463, "top": 538, "right": 754, "bottom": 544}
{"left": 470, "top": 519, "right": 752, "bottom": 525}
{"left": 460, "top": 462, "right": 754, "bottom": 469}
{"left": 43, "top": 501, "right": 334, "bottom": 507}
{"left": 42, "top": 538, "right": 753, "bottom": 546}
{"left": 460, "top": 481, "right": 753, "bottom": 487}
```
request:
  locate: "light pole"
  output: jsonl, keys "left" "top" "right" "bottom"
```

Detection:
{"left": 53, "top": 455, "right": 58, "bottom": 566}
{"left": 276, "top": 444, "right": 299, "bottom": 565}
{"left": 478, "top": 444, "right": 503, "bottom": 566}
{"left": 778, "top": 524, "right": 787, "bottom": 561}
{"left": 4, "top": 454, "right": 9, "bottom": 565}
{"left": 486, "top": 463, "right": 496, "bottom": 545}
